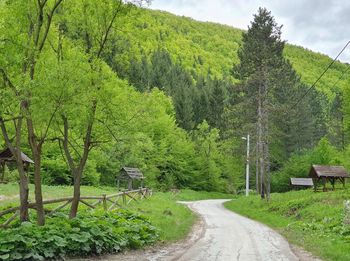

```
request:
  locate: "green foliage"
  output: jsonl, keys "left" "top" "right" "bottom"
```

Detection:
{"left": 271, "top": 137, "right": 342, "bottom": 192}
{"left": 225, "top": 189, "right": 350, "bottom": 261}
{"left": 0, "top": 186, "right": 235, "bottom": 247}
{"left": 0, "top": 209, "right": 158, "bottom": 261}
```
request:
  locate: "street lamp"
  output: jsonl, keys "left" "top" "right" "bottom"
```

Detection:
{"left": 241, "top": 134, "right": 250, "bottom": 196}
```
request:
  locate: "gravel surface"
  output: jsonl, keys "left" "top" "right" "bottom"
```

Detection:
{"left": 72, "top": 199, "right": 321, "bottom": 261}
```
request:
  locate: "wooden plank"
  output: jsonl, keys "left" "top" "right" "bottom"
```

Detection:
{"left": 125, "top": 192, "right": 138, "bottom": 205}
{"left": 48, "top": 199, "right": 72, "bottom": 216}
{"left": 108, "top": 199, "right": 123, "bottom": 211}
{"left": 290, "top": 178, "right": 314, "bottom": 186}
{"left": 79, "top": 199, "right": 95, "bottom": 209}
{"left": 0, "top": 211, "right": 19, "bottom": 228}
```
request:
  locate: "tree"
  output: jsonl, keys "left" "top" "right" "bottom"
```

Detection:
{"left": 207, "top": 77, "right": 228, "bottom": 130}
{"left": 233, "top": 8, "right": 291, "bottom": 199}
{"left": 1, "top": 0, "right": 64, "bottom": 225}
{"left": 58, "top": 0, "right": 149, "bottom": 218}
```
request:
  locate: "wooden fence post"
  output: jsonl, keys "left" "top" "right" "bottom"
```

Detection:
{"left": 102, "top": 194, "right": 107, "bottom": 211}
{"left": 122, "top": 192, "right": 126, "bottom": 205}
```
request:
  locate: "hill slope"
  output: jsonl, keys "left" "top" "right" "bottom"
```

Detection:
{"left": 114, "top": 7, "right": 350, "bottom": 96}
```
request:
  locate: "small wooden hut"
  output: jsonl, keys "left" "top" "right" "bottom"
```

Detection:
{"left": 290, "top": 178, "right": 314, "bottom": 189}
{"left": 0, "top": 147, "right": 34, "bottom": 183}
{"left": 309, "top": 165, "right": 350, "bottom": 191}
{"left": 117, "top": 167, "right": 144, "bottom": 191}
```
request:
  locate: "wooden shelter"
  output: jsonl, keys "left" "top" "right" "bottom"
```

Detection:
{"left": 0, "top": 147, "right": 34, "bottom": 183}
{"left": 290, "top": 178, "right": 314, "bottom": 189}
{"left": 309, "top": 165, "right": 350, "bottom": 191}
{"left": 117, "top": 167, "right": 144, "bottom": 190}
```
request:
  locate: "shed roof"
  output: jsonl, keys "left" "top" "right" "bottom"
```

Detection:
{"left": 309, "top": 165, "right": 350, "bottom": 178}
{"left": 119, "top": 167, "right": 144, "bottom": 180}
{"left": 0, "top": 148, "right": 34, "bottom": 164}
{"left": 290, "top": 178, "right": 314, "bottom": 186}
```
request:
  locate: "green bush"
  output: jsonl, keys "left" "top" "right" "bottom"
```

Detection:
{"left": 271, "top": 137, "right": 343, "bottom": 192}
{"left": 0, "top": 209, "right": 158, "bottom": 261}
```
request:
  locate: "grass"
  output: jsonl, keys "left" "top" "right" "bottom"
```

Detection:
{"left": 225, "top": 188, "right": 350, "bottom": 261}
{"left": 0, "top": 183, "right": 233, "bottom": 242}
{"left": 0, "top": 183, "right": 117, "bottom": 207}
{"left": 128, "top": 189, "right": 235, "bottom": 241}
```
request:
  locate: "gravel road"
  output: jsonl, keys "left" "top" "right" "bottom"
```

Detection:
{"left": 74, "top": 199, "right": 320, "bottom": 261}
{"left": 173, "top": 199, "right": 298, "bottom": 261}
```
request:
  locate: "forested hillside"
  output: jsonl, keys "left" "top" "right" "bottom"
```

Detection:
{"left": 112, "top": 7, "right": 349, "bottom": 92}
{"left": 97, "top": 6, "right": 350, "bottom": 193}
{"left": 1, "top": 1, "right": 350, "bottom": 199}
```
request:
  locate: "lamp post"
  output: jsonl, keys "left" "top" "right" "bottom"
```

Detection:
{"left": 242, "top": 134, "right": 250, "bottom": 196}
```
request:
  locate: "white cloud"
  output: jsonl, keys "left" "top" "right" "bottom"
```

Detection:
{"left": 149, "top": 0, "right": 350, "bottom": 62}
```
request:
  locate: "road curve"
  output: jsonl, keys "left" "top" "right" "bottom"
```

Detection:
{"left": 172, "top": 199, "right": 298, "bottom": 261}
{"left": 73, "top": 199, "right": 319, "bottom": 261}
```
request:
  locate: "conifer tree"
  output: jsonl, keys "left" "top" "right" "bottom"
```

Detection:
{"left": 233, "top": 8, "right": 292, "bottom": 199}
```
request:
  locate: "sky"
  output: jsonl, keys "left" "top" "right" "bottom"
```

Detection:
{"left": 149, "top": 0, "right": 350, "bottom": 63}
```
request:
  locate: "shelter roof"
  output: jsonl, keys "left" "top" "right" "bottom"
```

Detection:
{"left": 119, "top": 167, "right": 144, "bottom": 179}
{"left": 290, "top": 178, "right": 314, "bottom": 186}
{"left": 0, "top": 148, "right": 34, "bottom": 164}
{"left": 309, "top": 165, "right": 349, "bottom": 178}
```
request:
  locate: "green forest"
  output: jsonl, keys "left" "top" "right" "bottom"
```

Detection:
{"left": 1, "top": 0, "right": 350, "bottom": 196}
{"left": 1, "top": 1, "right": 350, "bottom": 196}
{"left": 2, "top": 0, "right": 350, "bottom": 260}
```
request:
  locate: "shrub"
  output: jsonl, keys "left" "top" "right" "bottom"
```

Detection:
{"left": 0, "top": 209, "right": 158, "bottom": 261}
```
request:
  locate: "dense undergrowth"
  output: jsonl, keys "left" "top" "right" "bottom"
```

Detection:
{"left": 0, "top": 209, "right": 158, "bottom": 261}
{"left": 225, "top": 188, "right": 350, "bottom": 261}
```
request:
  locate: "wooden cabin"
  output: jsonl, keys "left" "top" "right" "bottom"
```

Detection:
{"left": 0, "top": 147, "right": 34, "bottom": 183}
{"left": 309, "top": 165, "right": 350, "bottom": 191}
{"left": 117, "top": 167, "right": 144, "bottom": 191}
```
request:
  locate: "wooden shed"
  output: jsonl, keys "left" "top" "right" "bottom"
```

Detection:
{"left": 290, "top": 178, "right": 314, "bottom": 189}
{"left": 117, "top": 167, "right": 144, "bottom": 191}
{"left": 0, "top": 147, "right": 34, "bottom": 183}
{"left": 309, "top": 165, "right": 350, "bottom": 191}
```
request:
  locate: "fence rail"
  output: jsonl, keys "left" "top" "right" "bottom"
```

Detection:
{"left": 0, "top": 188, "right": 152, "bottom": 228}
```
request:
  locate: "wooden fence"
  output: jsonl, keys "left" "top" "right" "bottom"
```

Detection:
{"left": 0, "top": 188, "right": 152, "bottom": 228}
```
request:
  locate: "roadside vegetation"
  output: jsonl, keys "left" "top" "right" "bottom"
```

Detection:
{"left": 0, "top": 185, "right": 233, "bottom": 260}
{"left": 0, "top": 209, "right": 158, "bottom": 261}
{"left": 225, "top": 189, "right": 350, "bottom": 261}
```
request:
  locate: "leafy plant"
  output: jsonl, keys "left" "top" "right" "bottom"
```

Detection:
{"left": 0, "top": 209, "right": 158, "bottom": 261}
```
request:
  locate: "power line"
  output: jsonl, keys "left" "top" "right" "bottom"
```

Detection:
{"left": 289, "top": 40, "right": 350, "bottom": 109}
{"left": 329, "top": 65, "right": 350, "bottom": 91}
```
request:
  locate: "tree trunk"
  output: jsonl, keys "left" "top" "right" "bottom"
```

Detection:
{"left": 0, "top": 163, "right": 5, "bottom": 182}
{"left": 0, "top": 118, "right": 29, "bottom": 221}
{"left": 255, "top": 141, "right": 260, "bottom": 194}
{"left": 263, "top": 77, "right": 270, "bottom": 201}
{"left": 30, "top": 142, "right": 45, "bottom": 225}
{"left": 258, "top": 83, "right": 265, "bottom": 199}
{"left": 62, "top": 101, "right": 96, "bottom": 219}
{"left": 25, "top": 102, "right": 45, "bottom": 225}
{"left": 69, "top": 169, "right": 82, "bottom": 219}
{"left": 264, "top": 140, "right": 270, "bottom": 200}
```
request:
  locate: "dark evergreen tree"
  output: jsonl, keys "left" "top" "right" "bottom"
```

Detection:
{"left": 232, "top": 7, "right": 310, "bottom": 199}
{"left": 207, "top": 77, "right": 228, "bottom": 130}
{"left": 149, "top": 48, "right": 173, "bottom": 91}
{"left": 193, "top": 76, "right": 210, "bottom": 126}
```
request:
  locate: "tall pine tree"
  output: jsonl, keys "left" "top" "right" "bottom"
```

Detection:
{"left": 232, "top": 8, "right": 315, "bottom": 199}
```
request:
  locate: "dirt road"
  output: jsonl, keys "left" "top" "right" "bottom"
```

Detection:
{"left": 172, "top": 199, "right": 298, "bottom": 261}
{"left": 76, "top": 199, "right": 320, "bottom": 261}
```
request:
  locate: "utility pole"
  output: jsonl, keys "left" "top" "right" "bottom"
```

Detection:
{"left": 242, "top": 134, "right": 250, "bottom": 196}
